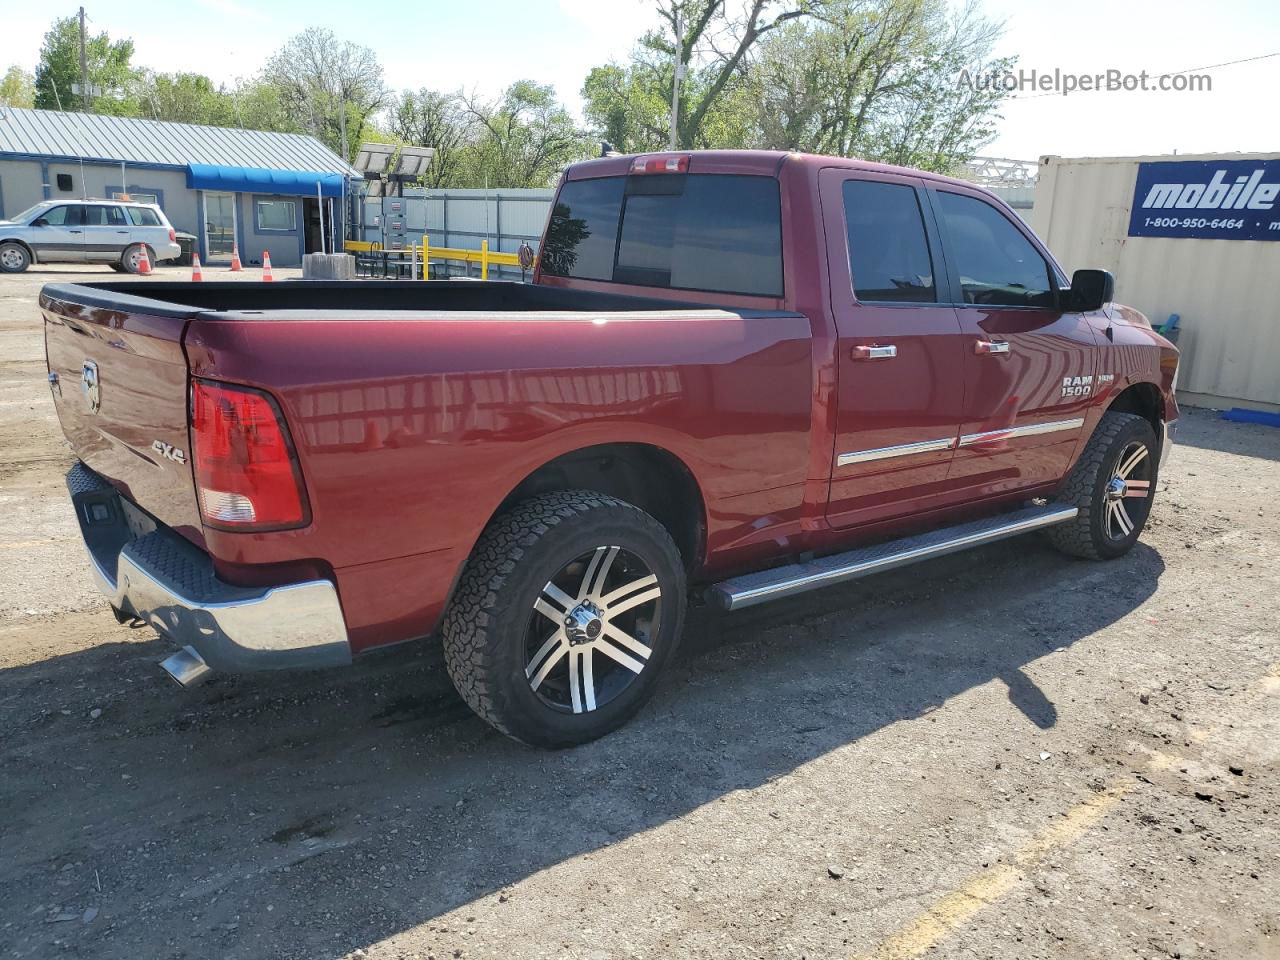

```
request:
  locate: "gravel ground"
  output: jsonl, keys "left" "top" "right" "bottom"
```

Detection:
{"left": 0, "top": 265, "right": 1277, "bottom": 960}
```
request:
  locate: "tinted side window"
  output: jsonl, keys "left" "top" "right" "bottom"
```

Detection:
{"left": 542, "top": 174, "right": 784, "bottom": 297}
{"left": 935, "top": 192, "right": 1053, "bottom": 307}
{"left": 615, "top": 175, "right": 783, "bottom": 296}
{"left": 125, "top": 206, "right": 163, "bottom": 227}
{"left": 84, "top": 206, "right": 127, "bottom": 226}
{"left": 41, "top": 205, "right": 80, "bottom": 226}
{"left": 541, "top": 178, "right": 624, "bottom": 281}
{"left": 842, "top": 180, "right": 935, "bottom": 303}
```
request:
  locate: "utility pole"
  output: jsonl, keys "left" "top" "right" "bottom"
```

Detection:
{"left": 338, "top": 98, "right": 348, "bottom": 164}
{"left": 78, "top": 7, "right": 90, "bottom": 111}
{"left": 668, "top": 11, "right": 684, "bottom": 150}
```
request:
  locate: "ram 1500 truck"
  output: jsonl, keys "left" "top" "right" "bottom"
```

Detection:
{"left": 42, "top": 150, "right": 1179, "bottom": 747}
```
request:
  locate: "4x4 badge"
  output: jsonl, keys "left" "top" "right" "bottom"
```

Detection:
{"left": 81, "top": 360, "right": 100, "bottom": 414}
{"left": 151, "top": 440, "right": 187, "bottom": 464}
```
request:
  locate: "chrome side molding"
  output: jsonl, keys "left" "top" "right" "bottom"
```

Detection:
{"left": 958, "top": 417, "right": 1084, "bottom": 447}
{"left": 710, "top": 503, "right": 1079, "bottom": 611}
{"left": 837, "top": 436, "right": 956, "bottom": 467}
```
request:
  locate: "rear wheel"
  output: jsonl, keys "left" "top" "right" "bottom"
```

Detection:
{"left": 0, "top": 242, "right": 31, "bottom": 273}
{"left": 1046, "top": 411, "right": 1158, "bottom": 560}
{"left": 441, "top": 490, "right": 686, "bottom": 748}
{"left": 120, "top": 244, "right": 152, "bottom": 274}
{"left": 108, "top": 263, "right": 127, "bottom": 273}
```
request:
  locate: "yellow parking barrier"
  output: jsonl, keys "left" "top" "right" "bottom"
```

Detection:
{"left": 418, "top": 236, "right": 519, "bottom": 280}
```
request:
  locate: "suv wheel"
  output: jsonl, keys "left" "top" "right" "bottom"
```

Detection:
{"left": 0, "top": 242, "right": 31, "bottom": 273}
{"left": 121, "top": 244, "right": 152, "bottom": 274}
{"left": 442, "top": 490, "right": 686, "bottom": 748}
{"left": 1046, "top": 411, "right": 1158, "bottom": 560}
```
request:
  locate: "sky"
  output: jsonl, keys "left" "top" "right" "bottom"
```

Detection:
{"left": 7, "top": 0, "right": 1280, "bottom": 162}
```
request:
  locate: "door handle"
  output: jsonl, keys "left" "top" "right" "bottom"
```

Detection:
{"left": 851, "top": 344, "right": 897, "bottom": 361}
{"left": 975, "top": 339, "right": 1010, "bottom": 355}
{"left": 69, "top": 229, "right": 82, "bottom": 234}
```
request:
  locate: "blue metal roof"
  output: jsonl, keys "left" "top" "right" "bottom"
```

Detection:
{"left": 187, "top": 164, "right": 345, "bottom": 197}
{"left": 0, "top": 107, "right": 358, "bottom": 176}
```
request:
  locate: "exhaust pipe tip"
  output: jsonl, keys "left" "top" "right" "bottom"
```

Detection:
{"left": 160, "top": 646, "right": 213, "bottom": 688}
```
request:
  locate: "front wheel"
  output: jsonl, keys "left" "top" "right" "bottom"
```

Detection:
{"left": 1046, "top": 411, "right": 1158, "bottom": 560}
{"left": 441, "top": 490, "right": 686, "bottom": 748}
{"left": 0, "top": 242, "right": 31, "bottom": 273}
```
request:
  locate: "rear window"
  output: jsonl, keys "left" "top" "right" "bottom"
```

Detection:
{"left": 126, "top": 206, "right": 163, "bottom": 227}
{"left": 543, "top": 173, "right": 783, "bottom": 297}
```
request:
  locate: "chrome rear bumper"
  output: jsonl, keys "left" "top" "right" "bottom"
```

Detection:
{"left": 67, "top": 462, "right": 351, "bottom": 673}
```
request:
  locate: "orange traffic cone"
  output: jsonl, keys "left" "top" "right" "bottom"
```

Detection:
{"left": 191, "top": 253, "right": 204, "bottom": 282}
{"left": 137, "top": 245, "right": 153, "bottom": 276}
{"left": 262, "top": 251, "right": 274, "bottom": 282}
{"left": 229, "top": 243, "right": 242, "bottom": 272}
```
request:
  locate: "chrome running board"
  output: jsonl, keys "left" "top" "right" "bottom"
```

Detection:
{"left": 709, "top": 503, "right": 1078, "bottom": 611}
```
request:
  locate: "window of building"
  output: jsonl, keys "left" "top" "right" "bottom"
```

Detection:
{"left": 842, "top": 180, "right": 936, "bottom": 303}
{"left": 113, "top": 192, "right": 159, "bottom": 206}
{"left": 256, "top": 199, "right": 297, "bottom": 231}
{"left": 56, "top": 174, "right": 74, "bottom": 192}
{"left": 934, "top": 191, "right": 1054, "bottom": 308}
{"left": 125, "top": 206, "right": 163, "bottom": 227}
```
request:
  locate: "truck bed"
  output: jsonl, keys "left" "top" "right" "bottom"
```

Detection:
{"left": 39, "top": 279, "right": 734, "bottom": 319}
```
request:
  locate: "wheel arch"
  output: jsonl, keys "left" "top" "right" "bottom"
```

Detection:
{"left": 491, "top": 442, "right": 708, "bottom": 574}
{"left": 1105, "top": 381, "right": 1164, "bottom": 437}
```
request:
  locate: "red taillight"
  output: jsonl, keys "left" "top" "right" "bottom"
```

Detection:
{"left": 191, "top": 380, "right": 308, "bottom": 530}
{"left": 630, "top": 154, "right": 690, "bottom": 175}
{"left": 168, "top": 227, "right": 176, "bottom": 243}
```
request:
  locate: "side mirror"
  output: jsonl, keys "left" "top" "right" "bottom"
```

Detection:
{"left": 31, "top": 218, "right": 48, "bottom": 227}
{"left": 1066, "top": 268, "right": 1114, "bottom": 312}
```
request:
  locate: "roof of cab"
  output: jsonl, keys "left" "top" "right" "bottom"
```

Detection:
{"left": 564, "top": 149, "right": 986, "bottom": 193}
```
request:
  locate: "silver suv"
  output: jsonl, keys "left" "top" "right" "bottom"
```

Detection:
{"left": 0, "top": 199, "right": 182, "bottom": 274}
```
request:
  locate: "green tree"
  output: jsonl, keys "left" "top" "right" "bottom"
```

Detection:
{"left": 0, "top": 66, "right": 35, "bottom": 108}
{"left": 135, "top": 72, "right": 236, "bottom": 125}
{"left": 261, "top": 28, "right": 387, "bottom": 160}
{"left": 389, "top": 89, "right": 475, "bottom": 188}
{"left": 34, "top": 16, "right": 138, "bottom": 114}
{"left": 458, "top": 81, "right": 591, "bottom": 188}
{"left": 744, "top": 0, "right": 1011, "bottom": 170}
{"left": 582, "top": 0, "right": 819, "bottom": 152}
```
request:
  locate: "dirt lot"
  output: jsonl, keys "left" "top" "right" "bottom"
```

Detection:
{"left": 1, "top": 265, "right": 1277, "bottom": 960}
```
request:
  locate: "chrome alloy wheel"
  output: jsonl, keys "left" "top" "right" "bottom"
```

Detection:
{"left": 524, "top": 545, "right": 661, "bottom": 714}
{"left": 1104, "top": 440, "right": 1152, "bottom": 540}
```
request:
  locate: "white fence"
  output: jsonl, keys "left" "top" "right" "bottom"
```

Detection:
{"left": 360, "top": 188, "right": 554, "bottom": 279}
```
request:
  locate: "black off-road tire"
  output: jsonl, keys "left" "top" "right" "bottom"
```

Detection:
{"left": 1046, "top": 411, "right": 1159, "bottom": 560}
{"left": 441, "top": 490, "right": 687, "bottom": 748}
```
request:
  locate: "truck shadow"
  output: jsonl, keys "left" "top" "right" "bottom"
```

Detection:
{"left": 0, "top": 535, "right": 1164, "bottom": 958}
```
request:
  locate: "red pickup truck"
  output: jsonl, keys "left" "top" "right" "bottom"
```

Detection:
{"left": 42, "top": 150, "right": 1179, "bottom": 747}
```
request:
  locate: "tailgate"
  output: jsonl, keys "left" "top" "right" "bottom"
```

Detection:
{"left": 42, "top": 285, "right": 204, "bottom": 546}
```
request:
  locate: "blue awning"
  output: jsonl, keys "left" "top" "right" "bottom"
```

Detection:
{"left": 186, "top": 163, "right": 346, "bottom": 198}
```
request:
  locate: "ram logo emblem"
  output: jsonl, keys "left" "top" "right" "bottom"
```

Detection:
{"left": 1061, "top": 375, "right": 1094, "bottom": 398}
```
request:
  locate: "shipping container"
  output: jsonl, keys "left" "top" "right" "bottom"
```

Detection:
{"left": 1033, "top": 152, "right": 1280, "bottom": 413}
